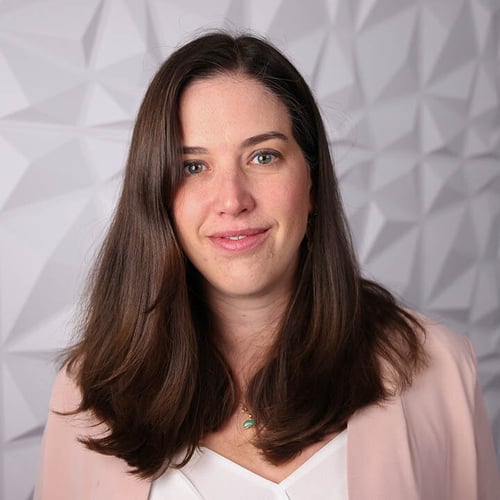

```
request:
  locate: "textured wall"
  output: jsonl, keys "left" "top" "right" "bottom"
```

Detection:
{"left": 0, "top": 0, "right": 499, "bottom": 498}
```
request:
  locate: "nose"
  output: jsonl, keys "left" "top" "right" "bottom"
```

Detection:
{"left": 213, "top": 168, "right": 255, "bottom": 216}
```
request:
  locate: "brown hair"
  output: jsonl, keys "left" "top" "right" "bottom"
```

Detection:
{"left": 64, "top": 31, "right": 426, "bottom": 478}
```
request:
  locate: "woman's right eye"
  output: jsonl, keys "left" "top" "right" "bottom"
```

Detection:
{"left": 183, "top": 161, "right": 205, "bottom": 175}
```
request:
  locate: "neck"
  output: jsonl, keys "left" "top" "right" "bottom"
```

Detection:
{"left": 207, "top": 289, "right": 290, "bottom": 391}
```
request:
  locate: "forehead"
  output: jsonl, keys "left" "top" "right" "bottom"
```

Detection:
{"left": 179, "top": 74, "right": 293, "bottom": 144}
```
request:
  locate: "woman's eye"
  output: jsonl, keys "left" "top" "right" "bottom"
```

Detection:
{"left": 183, "top": 161, "right": 205, "bottom": 175}
{"left": 251, "top": 151, "right": 279, "bottom": 165}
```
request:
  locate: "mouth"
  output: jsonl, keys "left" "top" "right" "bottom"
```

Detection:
{"left": 209, "top": 228, "right": 269, "bottom": 252}
{"left": 210, "top": 227, "right": 268, "bottom": 238}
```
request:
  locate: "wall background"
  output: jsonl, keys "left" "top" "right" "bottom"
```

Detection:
{"left": 0, "top": 0, "right": 499, "bottom": 498}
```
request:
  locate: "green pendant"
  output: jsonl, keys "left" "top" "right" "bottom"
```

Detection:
{"left": 242, "top": 418, "right": 256, "bottom": 429}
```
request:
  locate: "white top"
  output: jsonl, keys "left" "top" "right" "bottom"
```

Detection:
{"left": 149, "top": 430, "right": 347, "bottom": 500}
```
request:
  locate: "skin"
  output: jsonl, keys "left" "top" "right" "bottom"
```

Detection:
{"left": 174, "top": 73, "right": 312, "bottom": 378}
{"left": 173, "top": 74, "right": 331, "bottom": 482}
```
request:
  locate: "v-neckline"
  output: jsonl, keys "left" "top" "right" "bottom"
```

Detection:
{"left": 196, "top": 429, "right": 347, "bottom": 487}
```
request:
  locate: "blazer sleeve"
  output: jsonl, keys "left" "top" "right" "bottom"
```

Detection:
{"left": 467, "top": 341, "right": 500, "bottom": 499}
{"left": 34, "top": 369, "right": 149, "bottom": 500}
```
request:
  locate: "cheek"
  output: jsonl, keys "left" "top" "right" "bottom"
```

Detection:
{"left": 172, "top": 191, "right": 184, "bottom": 231}
{"left": 172, "top": 189, "right": 193, "bottom": 246}
{"left": 173, "top": 181, "right": 210, "bottom": 220}
{"left": 267, "top": 182, "right": 311, "bottom": 244}
{"left": 278, "top": 175, "right": 312, "bottom": 220}
{"left": 172, "top": 185, "right": 211, "bottom": 260}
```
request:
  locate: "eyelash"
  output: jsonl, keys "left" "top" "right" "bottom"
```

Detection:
{"left": 182, "top": 149, "right": 282, "bottom": 175}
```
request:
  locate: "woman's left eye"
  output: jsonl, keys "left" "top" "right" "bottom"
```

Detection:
{"left": 251, "top": 151, "right": 280, "bottom": 165}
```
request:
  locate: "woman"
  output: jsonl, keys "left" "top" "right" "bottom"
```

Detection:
{"left": 35, "top": 32, "right": 499, "bottom": 499}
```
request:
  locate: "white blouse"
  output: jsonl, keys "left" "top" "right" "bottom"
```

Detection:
{"left": 149, "top": 430, "right": 347, "bottom": 499}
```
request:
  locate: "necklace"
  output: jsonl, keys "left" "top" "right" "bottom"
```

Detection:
{"left": 241, "top": 403, "right": 256, "bottom": 429}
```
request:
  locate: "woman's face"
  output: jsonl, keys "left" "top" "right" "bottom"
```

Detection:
{"left": 173, "top": 74, "right": 312, "bottom": 302}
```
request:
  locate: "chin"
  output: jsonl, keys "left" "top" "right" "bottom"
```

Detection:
{"left": 205, "top": 277, "right": 276, "bottom": 300}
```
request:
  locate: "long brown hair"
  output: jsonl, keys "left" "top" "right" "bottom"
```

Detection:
{"left": 64, "top": 31, "right": 426, "bottom": 478}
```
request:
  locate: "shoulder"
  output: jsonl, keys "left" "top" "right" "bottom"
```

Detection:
{"left": 398, "top": 313, "right": 477, "bottom": 408}
{"left": 348, "top": 315, "right": 500, "bottom": 498}
{"left": 420, "top": 315, "right": 473, "bottom": 358}
{"left": 43, "top": 366, "right": 106, "bottom": 438}
{"left": 415, "top": 315, "right": 476, "bottom": 390}
{"left": 35, "top": 368, "right": 150, "bottom": 500}
{"left": 48, "top": 366, "right": 84, "bottom": 414}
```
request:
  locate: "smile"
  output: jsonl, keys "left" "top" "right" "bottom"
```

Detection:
{"left": 209, "top": 228, "right": 269, "bottom": 253}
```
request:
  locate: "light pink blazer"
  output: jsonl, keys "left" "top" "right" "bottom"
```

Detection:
{"left": 35, "top": 320, "right": 500, "bottom": 499}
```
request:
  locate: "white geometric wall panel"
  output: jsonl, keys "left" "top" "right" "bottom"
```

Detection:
{"left": 0, "top": 0, "right": 499, "bottom": 498}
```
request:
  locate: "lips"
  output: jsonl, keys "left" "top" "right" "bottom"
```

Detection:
{"left": 209, "top": 227, "right": 269, "bottom": 252}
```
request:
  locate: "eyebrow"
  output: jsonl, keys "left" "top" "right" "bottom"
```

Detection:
{"left": 241, "top": 131, "right": 288, "bottom": 148}
{"left": 182, "top": 131, "right": 288, "bottom": 155}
